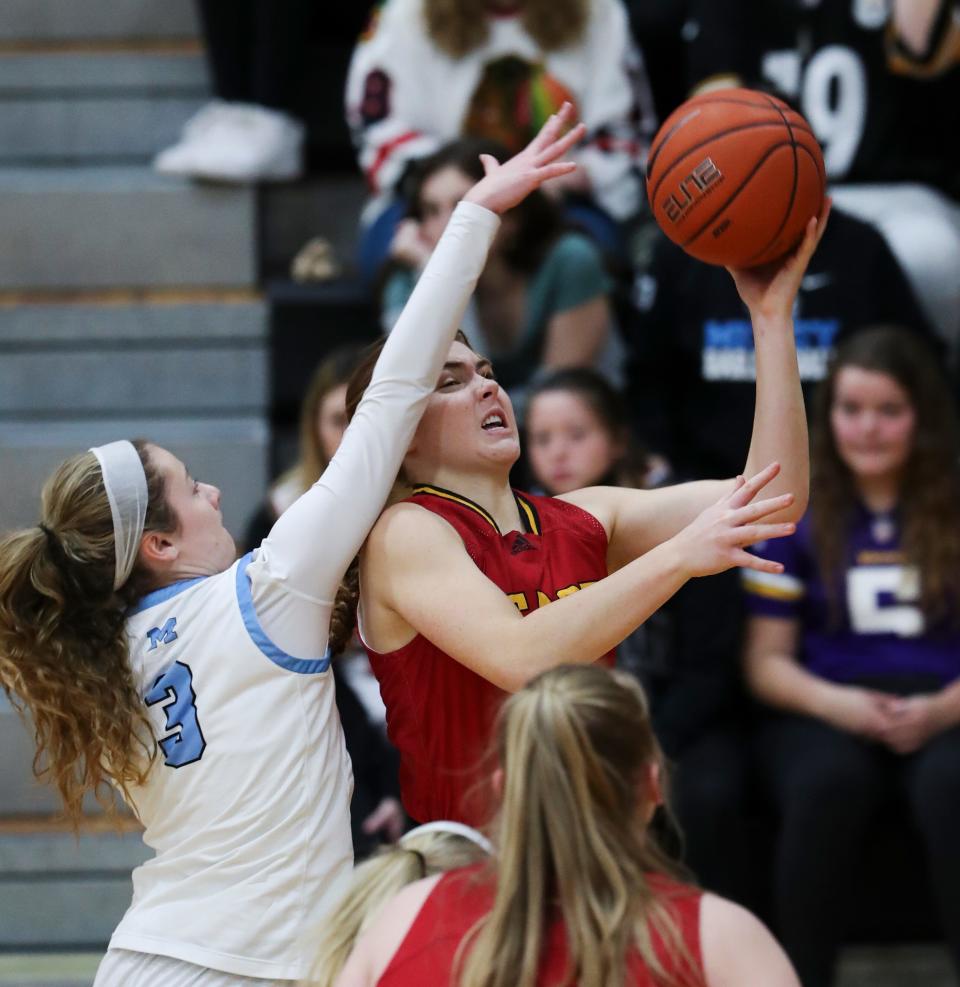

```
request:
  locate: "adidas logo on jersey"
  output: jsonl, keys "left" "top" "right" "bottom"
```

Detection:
{"left": 511, "top": 535, "right": 535, "bottom": 555}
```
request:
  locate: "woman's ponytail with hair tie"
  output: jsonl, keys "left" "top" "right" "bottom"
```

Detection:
{"left": 406, "top": 847, "right": 428, "bottom": 878}
{"left": 38, "top": 522, "right": 71, "bottom": 573}
{"left": 38, "top": 522, "right": 58, "bottom": 546}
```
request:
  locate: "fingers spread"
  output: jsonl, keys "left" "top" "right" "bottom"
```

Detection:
{"left": 735, "top": 521, "right": 796, "bottom": 547}
{"left": 528, "top": 101, "right": 573, "bottom": 154}
{"left": 732, "top": 493, "right": 794, "bottom": 524}
{"left": 534, "top": 121, "right": 586, "bottom": 166}
{"left": 538, "top": 161, "right": 578, "bottom": 181}
{"left": 478, "top": 153, "right": 499, "bottom": 176}
{"left": 735, "top": 551, "right": 785, "bottom": 574}
{"left": 727, "top": 462, "right": 780, "bottom": 508}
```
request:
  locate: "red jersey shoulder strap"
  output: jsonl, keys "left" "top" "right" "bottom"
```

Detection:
{"left": 408, "top": 485, "right": 542, "bottom": 535}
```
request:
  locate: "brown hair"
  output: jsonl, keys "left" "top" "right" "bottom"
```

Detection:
{"left": 425, "top": 0, "right": 590, "bottom": 58}
{"left": 457, "top": 665, "right": 696, "bottom": 987}
{"left": 0, "top": 441, "right": 178, "bottom": 819}
{"left": 327, "top": 331, "right": 473, "bottom": 656}
{"left": 811, "top": 327, "right": 960, "bottom": 620}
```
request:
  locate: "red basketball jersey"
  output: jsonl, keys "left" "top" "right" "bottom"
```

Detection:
{"left": 364, "top": 486, "right": 612, "bottom": 825}
{"left": 379, "top": 864, "right": 705, "bottom": 986}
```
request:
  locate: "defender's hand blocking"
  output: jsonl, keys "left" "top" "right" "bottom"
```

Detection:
{"left": 671, "top": 463, "right": 797, "bottom": 579}
{"left": 463, "top": 102, "right": 586, "bottom": 215}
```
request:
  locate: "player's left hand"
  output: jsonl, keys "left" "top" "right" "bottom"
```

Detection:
{"left": 727, "top": 197, "right": 832, "bottom": 322}
{"left": 877, "top": 694, "right": 947, "bottom": 754}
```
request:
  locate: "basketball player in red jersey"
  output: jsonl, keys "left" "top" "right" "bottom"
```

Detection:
{"left": 334, "top": 666, "right": 800, "bottom": 987}
{"left": 330, "top": 203, "right": 830, "bottom": 825}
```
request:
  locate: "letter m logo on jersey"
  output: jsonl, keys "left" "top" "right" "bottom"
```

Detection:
{"left": 146, "top": 617, "right": 178, "bottom": 651}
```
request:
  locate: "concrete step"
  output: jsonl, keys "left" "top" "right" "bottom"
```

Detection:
{"left": 837, "top": 944, "right": 955, "bottom": 987}
{"left": 0, "top": 52, "right": 208, "bottom": 164}
{"left": 0, "top": 952, "right": 102, "bottom": 987}
{"left": 0, "top": 698, "right": 113, "bottom": 817}
{"left": 0, "top": 166, "right": 255, "bottom": 289}
{"left": 0, "top": 1, "right": 197, "bottom": 44}
{"left": 0, "top": 822, "right": 147, "bottom": 949}
{"left": 0, "top": 295, "right": 267, "bottom": 419}
{"left": 0, "top": 417, "right": 269, "bottom": 545}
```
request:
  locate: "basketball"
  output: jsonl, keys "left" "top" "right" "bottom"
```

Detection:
{"left": 646, "top": 88, "right": 826, "bottom": 268}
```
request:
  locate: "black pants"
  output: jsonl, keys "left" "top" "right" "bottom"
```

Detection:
{"left": 669, "top": 726, "right": 756, "bottom": 908}
{"left": 757, "top": 713, "right": 960, "bottom": 987}
{"left": 196, "top": 0, "right": 313, "bottom": 112}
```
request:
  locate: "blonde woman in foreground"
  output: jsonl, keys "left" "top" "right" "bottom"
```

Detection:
{"left": 335, "top": 665, "right": 800, "bottom": 987}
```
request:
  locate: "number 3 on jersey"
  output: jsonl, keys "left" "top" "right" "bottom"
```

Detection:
{"left": 145, "top": 661, "right": 207, "bottom": 768}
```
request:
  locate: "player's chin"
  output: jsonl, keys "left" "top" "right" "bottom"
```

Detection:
{"left": 484, "top": 436, "right": 521, "bottom": 464}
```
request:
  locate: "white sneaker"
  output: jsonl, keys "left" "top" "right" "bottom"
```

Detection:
{"left": 154, "top": 100, "right": 233, "bottom": 175}
{"left": 155, "top": 102, "right": 304, "bottom": 183}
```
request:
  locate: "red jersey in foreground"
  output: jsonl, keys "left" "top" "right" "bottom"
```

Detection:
{"left": 379, "top": 863, "right": 704, "bottom": 986}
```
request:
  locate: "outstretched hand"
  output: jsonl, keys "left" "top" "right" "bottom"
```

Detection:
{"left": 670, "top": 463, "right": 797, "bottom": 579}
{"left": 463, "top": 101, "right": 586, "bottom": 215}
{"left": 727, "top": 198, "right": 832, "bottom": 322}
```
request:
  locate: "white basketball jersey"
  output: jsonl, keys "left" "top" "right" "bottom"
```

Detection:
{"left": 109, "top": 551, "right": 353, "bottom": 981}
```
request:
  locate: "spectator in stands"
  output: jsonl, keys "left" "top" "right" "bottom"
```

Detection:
{"left": 524, "top": 367, "right": 656, "bottom": 495}
{"left": 743, "top": 327, "right": 960, "bottom": 987}
{"left": 619, "top": 209, "right": 940, "bottom": 913}
{"left": 380, "top": 140, "right": 615, "bottom": 415}
{"left": 311, "top": 821, "right": 492, "bottom": 986}
{"left": 624, "top": 211, "right": 939, "bottom": 484}
{"left": 746, "top": 0, "right": 959, "bottom": 198}
{"left": 625, "top": 0, "right": 748, "bottom": 124}
{"left": 345, "top": 0, "right": 657, "bottom": 280}
{"left": 335, "top": 665, "right": 801, "bottom": 987}
{"left": 243, "top": 345, "right": 404, "bottom": 860}
{"left": 155, "top": 0, "right": 312, "bottom": 182}
{"left": 244, "top": 347, "right": 363, "bottom": 550}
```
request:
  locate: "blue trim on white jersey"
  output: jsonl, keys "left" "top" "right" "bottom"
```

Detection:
{"left": 128, "top": 575, "right": 208, "bottom": 616}
{"left": 235, "top": 552, "right": 331, "bottom": 674}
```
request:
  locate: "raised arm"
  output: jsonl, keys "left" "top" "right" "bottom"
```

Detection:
{"left": 564, "top": 206, "right": 830, "bottom": 562}
{"left": 732, "top": 205, "right": 831, "bottom": 517}
{"left": 255, "top": 107, "right": 587, "bottom": 613}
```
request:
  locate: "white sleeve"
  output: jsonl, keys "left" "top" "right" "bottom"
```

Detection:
{"left": 246, "top": 200, "right": 500, "bottom": 657}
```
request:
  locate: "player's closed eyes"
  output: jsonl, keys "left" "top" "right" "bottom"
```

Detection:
{"left": 437, "top": 370, "right": 497, "bottom": 390}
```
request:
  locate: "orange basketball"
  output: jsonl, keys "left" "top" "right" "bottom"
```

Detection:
{"left": 646, "top": 88, "right": 825, "bottom": 268}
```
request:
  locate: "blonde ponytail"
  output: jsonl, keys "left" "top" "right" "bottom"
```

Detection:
{"left": 308, "top": 828, "right": 489, "bottom": 986}
{"left": 457, "top": 666, "right": 699, "bottom": 987}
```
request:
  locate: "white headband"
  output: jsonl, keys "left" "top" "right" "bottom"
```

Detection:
{"left": 89, "top": 441, "right": 149, "bottom": 590}
{"left": 402, "top": 821, "right": 494, "bottom": 856}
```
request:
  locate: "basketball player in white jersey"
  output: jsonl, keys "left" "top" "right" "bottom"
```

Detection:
{"left": 0, "top": 106, "right": 586, "bottom": 986}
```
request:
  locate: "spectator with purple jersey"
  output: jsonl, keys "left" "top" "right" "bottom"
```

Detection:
{"left": 743, "top": 327, "right": 960, "bottom": 987}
